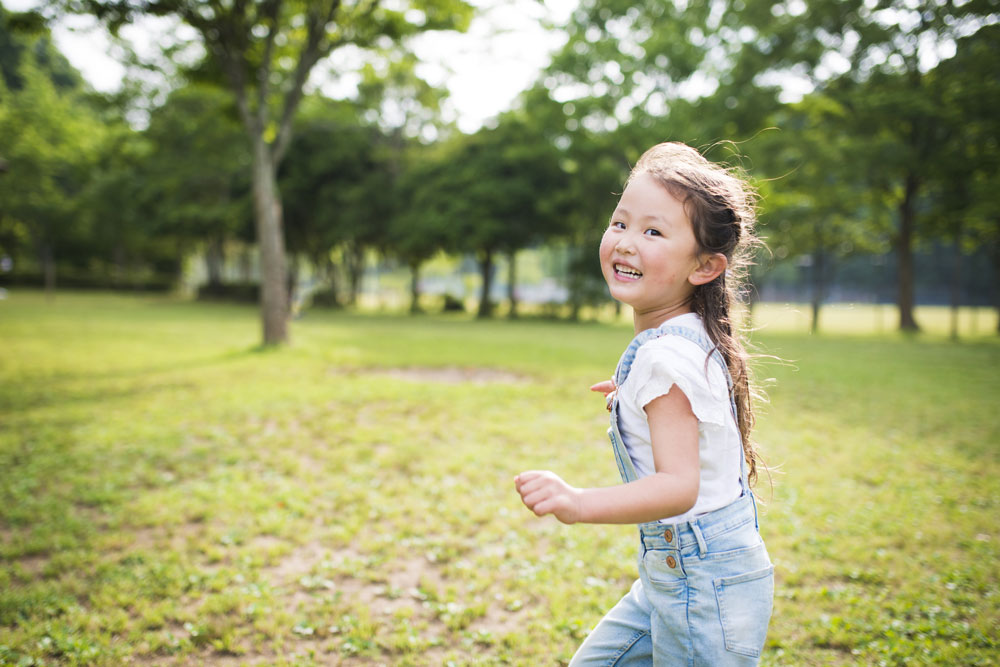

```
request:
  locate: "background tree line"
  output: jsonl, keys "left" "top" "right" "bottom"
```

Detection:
{"left": 1, "top": 0, "right": 997, "bottom": 342}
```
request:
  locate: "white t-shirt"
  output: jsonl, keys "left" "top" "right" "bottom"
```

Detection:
{"left": 616, "top": 313, "right": 743, "bottom": 524}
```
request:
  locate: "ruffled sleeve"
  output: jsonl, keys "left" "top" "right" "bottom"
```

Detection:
{"left": 622, "top": 336, "right": 731, "bottom": 428}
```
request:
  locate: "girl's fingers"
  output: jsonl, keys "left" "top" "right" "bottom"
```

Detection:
{"left": 514, "top": 471, "right": 540, "bottom": 490}
{"left": 590, "top": 380, "right": 616, "bottom": 394}
{"left": 517, "top": 477, "right": 548, "bottom": 498}
{"left": 521, "top": 490, "right": 546, "bottom": 510}
{"left": 516, "top": 470, "right": 557, "bottom": 492}
{"left": 535, "top": 497, "right": 565, "bottom": 518}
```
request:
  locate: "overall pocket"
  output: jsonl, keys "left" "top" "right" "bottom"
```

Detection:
{"left": 714, "top": 565, "right": 774, "bottom": 658}
{"left": 642, "top": 549, "right": 686, "bottom": 590}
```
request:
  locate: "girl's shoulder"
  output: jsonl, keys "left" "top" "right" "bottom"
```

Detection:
{"left": 626, "top": 326, "right": 731, "bottom": 426}
{"left": 640, "top": 313, "right": 716, "bottom": 363}
{"left": 634, "top": 333, "right": 726, "bottom": 390}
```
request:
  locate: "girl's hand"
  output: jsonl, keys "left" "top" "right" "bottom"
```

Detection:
{"left": 515, "top": 471, "right": 583, "bottom": 524}
{"left": 590, "top": 379, "right": 617, "bottom": 411}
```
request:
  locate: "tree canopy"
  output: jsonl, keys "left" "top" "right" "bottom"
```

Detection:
{"left": 3, "top": 0, "right": 998, "bottom": 332}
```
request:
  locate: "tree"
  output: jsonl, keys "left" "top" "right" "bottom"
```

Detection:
{"left": 752, "top": 94, "right": 891, "bottom": 333}
{"left": 393, "top": 142, "right": 455, "bottom": 313}
{"left": 0, "top": 36, "right": 100, "bottom": 294}
{"left": 357, "top": 53, "right": 454, "bottom": 313}
{"left": 539, "top": 0, "right": 1000, "bottom": 331}
{"left": 419, "top": 118, "right": 568, "bottom": 318}
{"left": 923, "top": 25, "right": 1000, "bottom": 337}
{"left": 141, "top": 83, "right": 251, "bottom": 287}
{"left": 279, "top": 96, "right": 393, "bottom": 306}
{"left": 513, "top": 84, "right": 627, "bottom": 320}
{"left": 56, "top": 0, "right": 472, "bottom": 344}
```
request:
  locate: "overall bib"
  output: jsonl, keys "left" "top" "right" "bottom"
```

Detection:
{"left": 570, "top": 325, "right": 774, "bottom": 666}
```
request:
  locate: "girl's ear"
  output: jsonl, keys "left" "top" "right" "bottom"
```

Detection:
{"left": 688, "top": 253, "right": 728, "bottom": 286}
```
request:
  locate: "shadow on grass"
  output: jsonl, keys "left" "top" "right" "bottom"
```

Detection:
{"left": 0, "top": 346, "right": 264, "bottom": 413}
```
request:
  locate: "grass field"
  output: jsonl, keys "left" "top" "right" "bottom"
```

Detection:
{"left": 1, "top": 291, "right": 998, "bottom": 666}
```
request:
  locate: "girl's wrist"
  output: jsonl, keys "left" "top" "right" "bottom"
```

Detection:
{"left": 573, "top": 487, "right": 593, "bottom": 524}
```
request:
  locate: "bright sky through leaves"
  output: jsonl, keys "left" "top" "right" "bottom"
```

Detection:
{"left": 4, "top": 0, "right": 578, "bottom": 133}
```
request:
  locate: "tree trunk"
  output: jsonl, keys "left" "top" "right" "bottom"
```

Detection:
{"left": 568, "top": 299, "right": 581, "bottom": 321}
{"left": 477, "top": 248, "right": 494, "bottom": 319}
{"left": 897, "top": 172, "right": 920, "bottom": 332}
{"left": 507, "top": 249, "right": 518, "bottom": 319}
{"left": 113, "top": 243, "right": 126, "bottom": 288}
{"left": 409, "top": 260, "right": 422, "bottom": 314}
{"left": 949, "top": 234, "right": 962, "bottom": 341}
{"left": 251, "top": 136, "right": 288, "bottom": 345}
{"left": 346, "top": 243, "right": 364, "bottom": 307}
{"left": 288, "top": 253, "right": 300, "bottom": 305}
{"left": 567, "top": 241, "right": 583, "bottom": 321}
{"left": 810, "top": 249, "right": 826, "bottom": 335}
{"left": 322, "top": 255, "right": 340, "bottom": 306}
{"left": 205, "top": 236, "right": 225, "bottom": 287}
{"left": 40, "top": 243, "right": 55, "bottom": 298}
{"left": 991, "top": 232, "right": 1000, "bottom": 335}
{"left": 240, "top": 246, "right": 253, "bottom": 283}
{"left": 175, "top": 239, "right": 187, "bottom": 286}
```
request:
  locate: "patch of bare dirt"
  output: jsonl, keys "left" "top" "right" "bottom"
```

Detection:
{"left": 265, "top": 540, "right": 448, "bottom": 614}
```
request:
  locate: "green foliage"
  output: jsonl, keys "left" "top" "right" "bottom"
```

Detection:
{"left": 922, "top": 25, "right": 1000, "bottom": 250}
{"left": 6, "top": 0, "right": 999, "bottom": 336}
{"left": 537, "top": 0, "right": 1000, "bottom": 332}
{"left": 0, "top": 35, "right": 102, "bottom": 283}
{"left": 400, "top": 115, "right": 570, "bottom": 317}
{"left": 141, "top": 83, "right": 251, "bottom": 248}
{"left": 280, "top": 97, "right": 393, "bottom": 261}
{"left": 0, "top": 291, "right": 997, "bottom": 665}
{"left": 0, "top": 5, "right": 81, "bottom": 93}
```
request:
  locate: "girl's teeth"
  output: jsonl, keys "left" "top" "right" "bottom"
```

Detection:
{"left": 616, "top": 264, "right": 641, "bottom": 278}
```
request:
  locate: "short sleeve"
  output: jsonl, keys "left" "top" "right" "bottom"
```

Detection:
{"left": 623, "top": 337, "right": 731, "bottom": 428}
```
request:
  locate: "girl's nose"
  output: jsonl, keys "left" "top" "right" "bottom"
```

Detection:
{"left": 615, "top": 236, "right": 635, "bottom": 254}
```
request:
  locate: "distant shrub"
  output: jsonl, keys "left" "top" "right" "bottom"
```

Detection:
{"left": 441, "top": 294, "right": 465, "bottom": 312}
{"left": 196, "top": 282, "right": 259, "bottom": 302}
{"left": 309, "top": 288, "right": 341, "bottom": 309}
{"left": 0, "top": 271, "right": 173, "bottom": 292}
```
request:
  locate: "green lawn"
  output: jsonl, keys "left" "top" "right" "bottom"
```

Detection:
{"left": 1, "top": 291, "right": 998, "bottom": 666}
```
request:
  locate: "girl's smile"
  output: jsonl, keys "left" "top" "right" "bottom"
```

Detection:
{"left": 612, "top": 261, "right": 642, "bottom": 280}
{"left": 599, "top": 172, "right": 705, "bottom": 331}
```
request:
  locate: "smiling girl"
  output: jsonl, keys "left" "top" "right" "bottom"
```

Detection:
{"left": 516, "top": 142, "right": 773, "bottom": 665}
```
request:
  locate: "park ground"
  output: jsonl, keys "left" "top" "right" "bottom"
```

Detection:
{"left": 1, "top": 291, "right": 998, "bottom": 665}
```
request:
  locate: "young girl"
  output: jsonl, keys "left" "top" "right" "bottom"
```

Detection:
{"left": 515, "top": 142, "right": 773, "bottom": 665}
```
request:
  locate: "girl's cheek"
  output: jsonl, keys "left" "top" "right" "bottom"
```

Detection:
{"left": 598, "top": 231, "right": 615, "bottom": 258}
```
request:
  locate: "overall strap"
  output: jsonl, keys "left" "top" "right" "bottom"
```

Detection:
{"left": 614, "top": 325, "right": 729, "bottom": 391}
{"left": 609, "top": 324, "right": 752, "bottom": 500}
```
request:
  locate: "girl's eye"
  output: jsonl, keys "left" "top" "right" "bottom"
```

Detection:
{"left": 644, "top": 228, "right": 662, "bottom": 237}
{"left": 610, "top": 221, "right": 625, "bottom": 230}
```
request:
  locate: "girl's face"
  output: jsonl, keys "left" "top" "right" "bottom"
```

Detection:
{"left": 599, "top": 172, "right": 704, "bottom": 321}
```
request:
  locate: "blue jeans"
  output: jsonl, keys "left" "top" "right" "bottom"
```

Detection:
{"left": 569, "top": 493, "right": 774, "bottom": 666}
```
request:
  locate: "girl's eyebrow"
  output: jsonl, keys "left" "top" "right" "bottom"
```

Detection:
{"left": 611, "top": 206, "right": 671, "bottom": 227}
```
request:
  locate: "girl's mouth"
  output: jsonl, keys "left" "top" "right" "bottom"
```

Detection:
{"left": 614, "top": 264, "right": 642, "bottom": 280}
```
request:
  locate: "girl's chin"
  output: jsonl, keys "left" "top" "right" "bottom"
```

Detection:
{"left": 608, "top": 286, "right": 641, "bottom": 305}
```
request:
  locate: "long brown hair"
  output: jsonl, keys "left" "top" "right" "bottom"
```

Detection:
{"left": 627, "top": 142, "right": 764, "bottom": 486}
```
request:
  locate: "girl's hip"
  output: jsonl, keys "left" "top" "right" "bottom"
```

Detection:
{"left": 634, "top": 494, "right": 774, "bottom": 662}
{"left": 636, "top": 492, "right": 772, "bottom": 586}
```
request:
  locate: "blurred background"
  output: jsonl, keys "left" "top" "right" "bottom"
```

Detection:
{"left": 0, "top": 0, "right": 997, "bottom": 338}
{"left": 2, "top": 3, "right": 999, "bottom": 664}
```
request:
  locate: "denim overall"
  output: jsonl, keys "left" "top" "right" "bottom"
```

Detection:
{"left": 570, "top": 325, "right": 774, "bottom": 666}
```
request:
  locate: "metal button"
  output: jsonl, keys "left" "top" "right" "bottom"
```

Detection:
{"left": 666, "top": 556, "right": 677, "bottom": 568}
{"left": 664, "top": 528, "right": 673, "bottom": 542}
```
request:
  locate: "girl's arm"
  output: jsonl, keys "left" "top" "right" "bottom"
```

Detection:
{"left": 515, "top": 386, "right": 700, "bottom": 524}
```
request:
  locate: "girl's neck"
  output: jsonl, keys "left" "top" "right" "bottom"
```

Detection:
{"left": 632, "top": 302, "right": 694, "bottom": 334}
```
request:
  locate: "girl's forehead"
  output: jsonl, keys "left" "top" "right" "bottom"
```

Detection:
{"left": 616, "top": 173, "right": 687, "bottom": 216}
